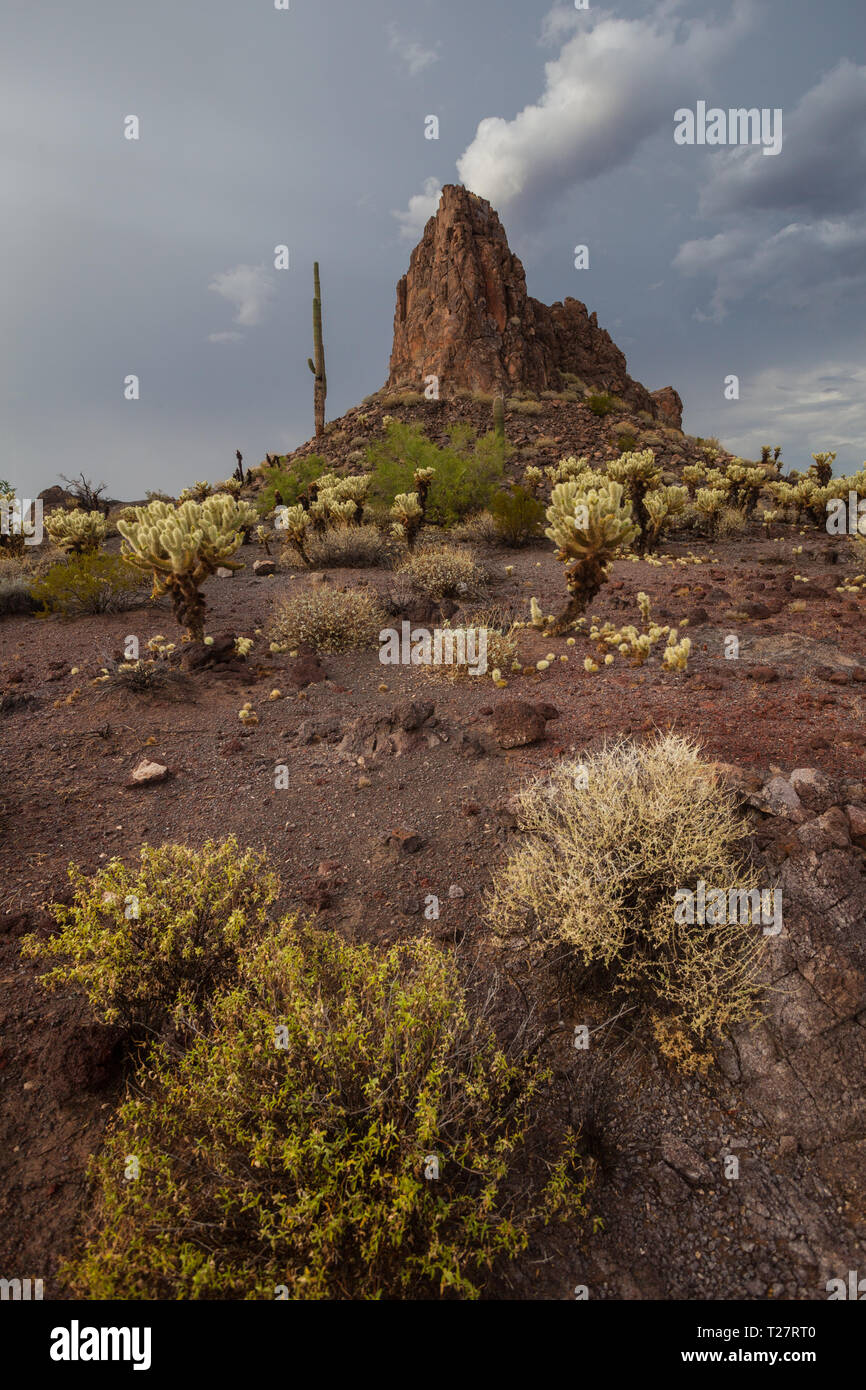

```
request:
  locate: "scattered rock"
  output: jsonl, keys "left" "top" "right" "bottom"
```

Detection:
{"left": 750, "top": 776, "right": 807, "bottom": 823}
{"left": 745, "top": 665, "right": 780, "bottom": 683}
{"left": 127, "top": 759, "right": 169, "bottom": 787}
{"left": 287, "top": 655, "right": 327, "bottom": 688}
{"left": 387, "top": 826, "right": 425, "bottom": 855}
{"left": 391, "top": 698, "right": 434, "bottom": 731}
{"left": 492, "top": 700, "right": 551, "bottom": 749}
{"left": 252, "top": 559, "right": 276, "bottom": 577}
{"left": 790, "top": 767, "right": 835, "bottom": 814}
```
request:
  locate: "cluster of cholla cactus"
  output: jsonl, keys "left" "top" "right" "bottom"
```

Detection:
{"left": 44, "top": 507, "right": 108, "bottom": 554}
{"left": 308, "top": 473, "right": 370, "bottom": 531}
{"left": 389, "top": 467, "right": 435, "bottom": 549}
{"left": 606, "top": 449, "right": 662, "bottom": 556}
{"left": 178, "top": 480, "right": 213, "bottom": 503}
{"left": 544, "top": 477, "right": 639, "bottom": 633}
{"left": 118, "top": 495, "right": 256, "bottom": 641}
{"left": 586, "top": 591, "right": 691, "bottom": 672}
{"left": 769, "top": 459, "right": 865, "bottom": 529}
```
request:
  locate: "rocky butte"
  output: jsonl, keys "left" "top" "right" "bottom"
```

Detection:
{"left": 388, "top": 184, "right": 682, "bottom": 429}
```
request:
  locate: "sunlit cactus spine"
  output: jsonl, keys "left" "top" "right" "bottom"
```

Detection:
{"left": 117, "top": 495, "right": 256, "bottom": 641}
{"left": 307, "top": 262, "right": 327, "bottom": 439}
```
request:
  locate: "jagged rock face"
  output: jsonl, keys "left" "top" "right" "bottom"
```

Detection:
{"left": 651, "top": 386, "right": 684, "bottom": 431}
{"left": 388, "top": 184, "right": 675, "bottom": 419}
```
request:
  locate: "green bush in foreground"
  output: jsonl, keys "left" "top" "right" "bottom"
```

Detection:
{"left": 22, "top": 839, "right": 279, "bottom": 1037}
{"left": 31, "top": 553, "right": 149, "bottom": 616}
{"left": 63, "top": 925, "right": 590, "bottom": 1300}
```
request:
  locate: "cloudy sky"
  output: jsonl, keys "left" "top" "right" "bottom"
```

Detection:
{"left": 3, "top": 0, "right": 864, "bottom": 497}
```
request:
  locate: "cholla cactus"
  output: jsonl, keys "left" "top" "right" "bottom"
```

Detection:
{"left": 723, "top": 460, "right": 766, "bottom": 516}
{"left": 178, "top": 481, "right": 212, "bottom": 503}
{"left": 682, "top": 464, "right": 706, "bottom": 497}
{"left": 545, "top": 479, "right": 639, "bottom": 633}
{"left": 810, "top": 452, "right": 837, "bottom": 487}
{"left": 523, "top": 466, "right": 544, "bottom": 495}
{"left": 644, "top": 485, "right": 688, "bottom": 548}
{"left": 276, "top": 504, "right": 311, "bottom": 560}
{"left": 663, "top": 633, "right": 692, "bottom": 671}
{"left": 255, "top": 524, "right": 272, "bottom": 556}
{"left": 44, "top": 507, "right": 108, "bottom": 554}
{"left": 117, "top": 495, "right": 256, "bottom": 640}
{"left": 606, "top": 450, "right": 662, "bottom": 555}
{"left": 695, "top": 487, "right": 726, "bottom": 539}
{"left": 546, "top": 455, "right": 591, "bottom": 486}
{"left": 218, "top": 478, "right": 243, "bottom": 498}
{"left": 390, "top": 491, "right": 423, "bottom": 549}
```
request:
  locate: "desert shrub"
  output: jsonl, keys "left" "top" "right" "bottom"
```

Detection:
{"left": 43, "top": 507, "right": 108, "bottom": 554}
{"left": 387, "top": 390, "right": 426, "bottom": 408}
{"left": 716, "top": 505, "right": 748, "bottom": 538}
{"left": 97, "top": 652, "right": 190, "bottom": 701}
{"left": 300, "top": 523, "right": 388, "bottom": 569}
{"left": 367, "top": 422, "right": 504, "bottom": 526}
{"left": 0, "top": 577, "right": 39, "bottom": 616}
{"left": 423, "top": 606, "right": 521, "bottom": 683}
{"left": 586, "top": 393, "right": 616, "bottom": 418}
{"left": 31, "top": 553, "right": 149, "bottom": 616}
{"left": 616, "top": 431, "right": 638, "bottom": 454}
{"left": 270, "top": 585, "right": 385, "bottom": 652}
{"left": 490, "top": 485, "right": 546, "bottom": 546}
{"left": 506, "top": 398, "right": 544, "bottom": 416}
{"left": 258, "top": 455, "right": 327, "bottom": 514}
{"left": 61, "top": 924, "right": 589, "bottom": 1300}
{"left": 396, "top": 544, "right": 484, "bottom": 601}
{"left": 21, "top": 839, "right": 278, "bottom": 1037}
{"left": 487, "top": 735, "right": 765, "bottom": 1070}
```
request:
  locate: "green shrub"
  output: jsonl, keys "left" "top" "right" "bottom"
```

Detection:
{"left": 488, "top": 735, "right": 766, "bottom": 1071}
{"left": 586, "top": 393, "right": 617, "bottom": 418}
{"left": 490, "top": 486, "right": 546, "bottom": 545}
{"left": 258, "top": 455, "right": 327, "bottom": 515}
{"left": 62, "top": 924, "right": 590, "bottom": 1300}
{"left": 616, "top": 432, "right": 638, "bottom": 454}
{"left": 506, "top": 399, "right": 544, "bottom": 416}
{"left": 31, "top": 553, "right": 149, "bottom": 616}
{"left": 270, "top": 585, "right": 385, "bottom": 652}
{"left": 21, "top": 839, "right": 278, "bottom": 1037}
{"left": 367, "top": 421, "right": 504, "bottom": 526}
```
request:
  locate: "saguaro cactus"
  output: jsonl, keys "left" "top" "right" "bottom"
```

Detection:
{"left": 493, "top": 395, "right": 506, "bottom": 447}
{"left": 307, "top": 262, "right": 327, "bottom": 439}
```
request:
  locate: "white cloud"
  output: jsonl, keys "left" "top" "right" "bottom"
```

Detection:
{"left": 392, "top": 177, "right": 442, "bottom": 241}
{"left": 387, "top": 24, "right": 440, "bottom": 77}
{"left": 208, "top": 263, "right": 275, "bottom": 328}
{"left": 453, "top": 2, "right": 753, "bottom": 216}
